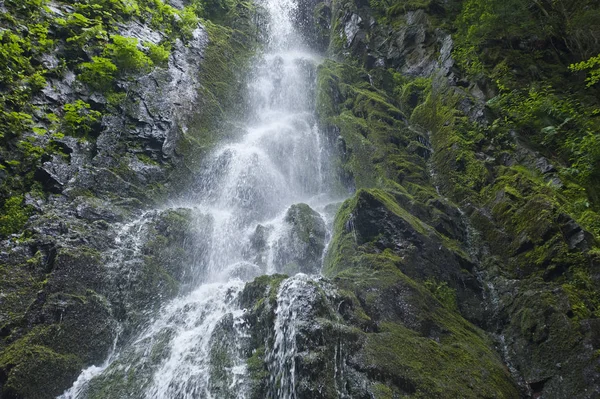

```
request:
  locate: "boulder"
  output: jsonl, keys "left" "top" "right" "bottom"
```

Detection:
{"left": 273, "top": 203, "right": 327, "bottom": 275}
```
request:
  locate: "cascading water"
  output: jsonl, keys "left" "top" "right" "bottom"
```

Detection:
{"left": 60, "top": 0, "right": 340, "bottom": 398}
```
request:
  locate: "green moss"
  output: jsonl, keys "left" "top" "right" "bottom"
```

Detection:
{"left": 316, "top": 60, "right": 436, "bottom": 192}
{"left": 1, "top": 346, "right": 81, "bottom": 398}
{"left": 364, "top": 322, "right": 516, "bottom": 398}
{"left": 0, "top": 195, "right": 32, "bottom": 237}
{"left": 0, "top": 328, "right": 83, "bottom": 399}
{"left": 171, "top": 10, "right": 256, "bottom": 181}
{"left": 247, "top": 346, "right": 269, "bottom": 395}
{"left": 371, "top": 383, "right": 394, "bottom": 399}
{"left": 424, "top": 278, "right": 458, "bottom": 312}
{"left": 327, "top": 245, "right": 518, "bottom": 397}
{"left": 241, "top": 274, "right": 288, "bottom": 310}
{"left": 324, "top": 188, "right": 464, "bottom": 277}
{"left": 136, "top": 152, "right": 159, "bottom": 165}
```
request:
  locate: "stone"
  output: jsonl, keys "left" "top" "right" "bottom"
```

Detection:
{"left": 273, "top": 203, "right": 327, "bottom": 275}
{"left": 344, "top": 14, "right": 362, "bottom": 46}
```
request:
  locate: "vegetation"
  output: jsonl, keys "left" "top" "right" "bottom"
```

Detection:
{"left": 452, "top": 0, "right": 600, "bottom": 197}
{"left": 570, "top": 54, "right": 600, "bottom": 87}
{"left": 0, "top": 0, "right": 252, "bottom": 238}
{"left": 318, "top": 0, "right": 600, "bottom": 394}
{"left": 0, "top": 196, "right": 31, "bottom": 236}
{"left": 0, "top": 1, "right": 258, "bottom": 397}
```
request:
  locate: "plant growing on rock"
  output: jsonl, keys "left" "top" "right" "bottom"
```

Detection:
{"left": 63, "top": 100, "right": 102, "bottom": 137}
{"left": 79, "top": 56, "right": 118, "bottom": 91}
{"left": 570, "top": 54, "right": 600, "bottom": 88}
{"left": 144, "top": 41, "right": 170, "bottom": 66}
{"left": 0, "top": 196, "right": 31, "bottom": 237}
{"left": 103, "top": 35, "right": 153, "bottom": 73}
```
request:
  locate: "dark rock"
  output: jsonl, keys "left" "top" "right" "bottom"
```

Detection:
{"left": 75, "top": 197, "right": 125, "bottom": 223}
{"left": 241, "top": 271, "right": 519, "bottom": 399}
{"left": 273, "top": 203, "right": 327, "bottom": 275}
{"left": 536, "top": 157, "right": 556, "bottom": 174}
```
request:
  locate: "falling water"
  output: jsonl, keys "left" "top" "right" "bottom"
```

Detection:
{"left": 60, "top": 0, "right": 339, "bottom": 397}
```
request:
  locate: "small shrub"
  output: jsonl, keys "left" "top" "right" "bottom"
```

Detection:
{"left": 79, "top": 56, "right": 117, "bottom": 91}
{"left": 570, "top": 54, "right": 600, "bottom": 88}
{"left": 104, "top": 35, "right": 153, "bottom": 73}
{"left": 63, "top": 100, "right": 102, "bottom": 137}
{"left": 145, "top": 42, "right": 170, "bottom": 66}
{"left": 0, "top": 195, "right": 31, "bottom": 237}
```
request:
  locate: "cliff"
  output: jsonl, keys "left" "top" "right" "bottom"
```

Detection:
{"left": 0, "top": 0, "right": 257, "bottom": 396}
{"left": 1, "top": 0, "right": 599, "bottom": 398}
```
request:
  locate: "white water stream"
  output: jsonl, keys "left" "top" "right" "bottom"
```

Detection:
{"left": 60, "top": 0, "right": 339, "bottom": 397}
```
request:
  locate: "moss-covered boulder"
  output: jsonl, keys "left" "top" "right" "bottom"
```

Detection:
{"left": 0, "top": 246, "right": 116, "bottom": 399}
{"left": 325, "top": 189, "right": 486, "bottom": 325}
{"left": 273, "top": 203, "right": 327, "bottom": 275}
{"left": 240, "top": 270, "right": 519, "bottom": 398}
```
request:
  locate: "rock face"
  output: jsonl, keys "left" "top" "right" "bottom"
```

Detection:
{"left": 241, "top": 273, "right": 519, "bottom": 398}
{"left": 273, "top": 203, "right": 327, "bottom": 275}
{"left": 2, "top": 0, "right": 600, "bottom": 397}
{"left": 0, "top": 1, "right": 257, "bottom": 397}
{"left": 233, "top": 0, "right": 600, "bottom": 398}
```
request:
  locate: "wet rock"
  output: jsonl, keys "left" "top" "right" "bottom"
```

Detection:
{"left": 344, "top": 14, "right": 362, "bottom": 46}
{"left": 108, "top": 208, "right": 214, "bottom": 321}
{"left": 273, "top": 203, "right": 326, "bottom": 275}
{"left": 208, "top": 313, "right": 244, "bottom": 398}
{"left": 75, "top": 197, "right": 125, "bottom": 222}
{"left": 326, "top": 189, "right": 488, "bottom": 326}
{"left": 536, "top": 157, "right": 556, "bottom": 174}
{"left": 243, "top": 224, "right": 272, "bottom": 270}
{"left": 295, "top": 0, "right": 331, "bottom": 52}
{"left": 242, "top": 273, "right": 519, "bottom": 399}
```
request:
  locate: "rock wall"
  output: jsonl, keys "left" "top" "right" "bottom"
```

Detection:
{"left": 241, "top": 0, "right": 600, "bottom": 398}
{"left": 2, "top": 0, "right": 600, "bottom": 398}
{"left": 0, "top": 1, "right": 258, "bottom": 397}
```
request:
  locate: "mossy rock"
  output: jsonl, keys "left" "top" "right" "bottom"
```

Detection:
{"left": 0, "top": 343, "right": 82, "bottom": 399}
{"left": 273, "top": 203, "right": 327, "bottom": 275}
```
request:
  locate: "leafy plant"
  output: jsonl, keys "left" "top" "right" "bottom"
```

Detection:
{"left": 79, "top": 56, "right": 118, "bottom": 91}
{"left": 570, "top": 54, "right": 600, "bottom": 87}
{"left": 63, "top": 100, "right": 102, "bottom": 137}
{"left": 145, "top": 42, "right": 170, "bottom": 66}
{"left": 0, "top": 195, "right": 31, "bottom": 237}
{"left": 104, "top": 35, "right": 153, "bottom": 73}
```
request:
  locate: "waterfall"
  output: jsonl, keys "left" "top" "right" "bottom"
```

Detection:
{"left": 59, "top": 0, "right": 339, "bottom": 397}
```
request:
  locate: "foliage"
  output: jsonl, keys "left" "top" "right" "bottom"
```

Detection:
{"left": 0, "top": 196, "right": 31, "bottom": 236}
{"left": 103, "top": 35, "right": 153, "bottom": 73}
{"left": 570, "top": 54, "right": 600, "bottom": 87}
{"left": 487, "top": 85, "right": 600, "bottom": 186}
{"left": 0, "top": 31, "right": 32, "bottom": 86}
{"left": 451, "top": 0, "right": 600, "bottom": 207}
{"left": 454, "top": 0, "right": 600, "bottom": 76}
{"left": 79, "top": 56, "right": 118, "bottom": 91}
{"left": 0, "top": 2, "right": 257, "bottom": 395}
{"left": 0, "top": 0, "right": 252, "bottom": 209}
{"left": 201, "top": 0, "right": 231, "bottom": 21}
{"left": 63, "top": 100, "right": 102, "bottom": 137}
{"left": 145, "top": 42, "right": 170, "bottom": 67}
{"left": 368, "top": 0, "right": 442, "bottom": 24}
